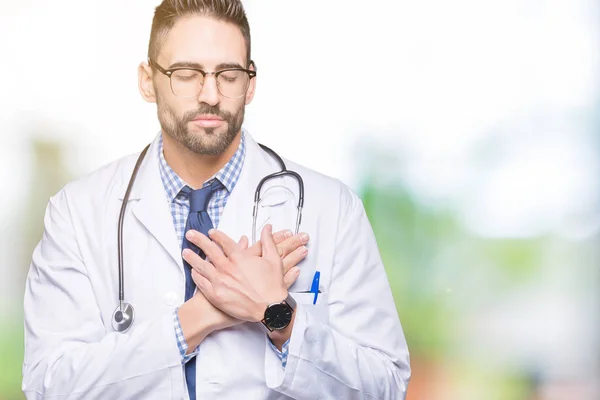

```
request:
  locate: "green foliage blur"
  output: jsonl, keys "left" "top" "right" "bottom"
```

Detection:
{"left": 359, "top": 177, "right": 575, "bottom": 399}
{"left": 0, "top": 321, "right": 23, "bottom": 400}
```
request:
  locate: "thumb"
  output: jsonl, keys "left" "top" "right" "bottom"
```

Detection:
{"left": 237, "top": 235, "right": 249, "bottom": 250}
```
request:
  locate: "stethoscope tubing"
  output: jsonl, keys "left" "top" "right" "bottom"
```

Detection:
{"left": 114, "top": 141, "right": 303, "bottom": 332}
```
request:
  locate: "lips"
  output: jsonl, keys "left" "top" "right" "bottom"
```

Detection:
{"left": 193, "top": 114, "right": 223, "bottom": 122}
{"left": 191, "top": 115, "right": 225, "bottom": 128}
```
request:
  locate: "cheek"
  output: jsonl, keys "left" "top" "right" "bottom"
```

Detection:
{"left": 224, "top": 98, "right": 246, "bottom": 116}
{"left": 159, "top": 97, "right": 191, "bottom": 120}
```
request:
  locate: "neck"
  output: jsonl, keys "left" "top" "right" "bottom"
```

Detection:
{"left": 162, "top": 132, "right": 241, "bottom": 189}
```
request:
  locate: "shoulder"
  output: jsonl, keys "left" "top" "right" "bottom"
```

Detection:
{"left": 282, "top": 157, "right": 363, "bottom": 215}
{"left": 51, "top": 151, "right": 141, "bottom": 211}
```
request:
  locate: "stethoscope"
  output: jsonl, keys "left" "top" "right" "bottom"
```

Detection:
{"left": 112, "top": 142, "right": 304, "bottom": 332}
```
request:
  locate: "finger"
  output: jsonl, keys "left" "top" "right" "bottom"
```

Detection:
{"left": 186, "top": 231, "right": 229, "bottom": 268}
{"left": 276, "top": 233, "right": 309, "bottom": 259}
{"left": 272, "top": 229, "right": 292, "bottom": 245}
{"left": 283, "top": 267, "right": 300, "bottom": 289}
{"left": 207, "top": 229, "right": 239, "bottom": 257}
{"left": 183, "top": 248, "right": 217, "bottom": 281}
{"left": 260, "top": 224, "right": 279, "bottom": 263}
{"left": 282, "top": 245, "right": 308, "bottom": 274}
{"left": 191, "top": 269, "right": 215, "bottom": 298}
{"left": 237, "top": 235, "right": 249, "bottom": 250}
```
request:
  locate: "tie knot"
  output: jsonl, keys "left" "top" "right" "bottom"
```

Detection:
{"left": 188, "top": 179, "right": 224, "bottom": 213}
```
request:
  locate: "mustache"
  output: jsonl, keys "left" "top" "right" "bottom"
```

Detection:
{"left": 183, "top": 104, "right": 234, "bottom": 121}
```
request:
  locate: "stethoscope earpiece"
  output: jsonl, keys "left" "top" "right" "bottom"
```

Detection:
{"left": 112, "top": 302, "right": 135, "bottom": 333}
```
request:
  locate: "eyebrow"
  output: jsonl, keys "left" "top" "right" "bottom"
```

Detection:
{"left": 168, "top": 61, "right": 246, "bottom": 70}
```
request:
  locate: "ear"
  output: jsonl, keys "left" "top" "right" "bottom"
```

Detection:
{"left": 244, "top": 61, "right": 257, "bottom": 105}
{"left": 138, "top": 62, "right": 157, "bottom": 103}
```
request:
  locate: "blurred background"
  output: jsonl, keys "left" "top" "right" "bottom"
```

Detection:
{"left": 0, "top": 0, "right": 598, "bottom": 399}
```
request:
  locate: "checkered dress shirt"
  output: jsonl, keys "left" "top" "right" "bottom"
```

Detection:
{"left": 157, "top": 130, "right": 290, "bottom": 369}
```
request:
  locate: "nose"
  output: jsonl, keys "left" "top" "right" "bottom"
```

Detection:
{"left": 196, "top": 74, "right": 220, "bottom": 106}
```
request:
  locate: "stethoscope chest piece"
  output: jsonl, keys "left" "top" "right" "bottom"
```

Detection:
{"left": 112, "top": 302, "right": 135, "bottom": 333}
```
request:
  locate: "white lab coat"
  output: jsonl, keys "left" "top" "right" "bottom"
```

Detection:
{"left": 22, "top": 131, "right": 410, "bottom": 399}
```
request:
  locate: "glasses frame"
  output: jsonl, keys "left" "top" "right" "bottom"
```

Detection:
{"left": 148, "top": 59, "right": 257, "bottom": 99}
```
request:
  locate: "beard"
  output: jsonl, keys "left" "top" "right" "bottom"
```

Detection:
{"left": 157, "top": 97, "right": 245, "bottom": 156}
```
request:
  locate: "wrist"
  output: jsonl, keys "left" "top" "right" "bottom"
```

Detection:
{"left": 254, "top": 288, "right": 288, "bottom": 322}
{"left": 178, "top": 297, "right": 219, "bottom": 346}
{"left": 267, "top": 311, "right": 295, "bottom": 350}
{"left": 260, "top": 291, "right": 296, "bottom": 335}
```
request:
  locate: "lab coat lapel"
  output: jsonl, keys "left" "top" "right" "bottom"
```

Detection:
{"left": 117, "top": 132, "right": 287, "bottom": 271}
{"left": 119, "top": 134, "right": 182, "bottom": 271}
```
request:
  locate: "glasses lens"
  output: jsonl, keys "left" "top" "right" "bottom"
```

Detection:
{"left": 217, "top": 70, "right": 250, "bottom": 98}
{"left": 170, "top": 69, "right": 203, "bottom": 98}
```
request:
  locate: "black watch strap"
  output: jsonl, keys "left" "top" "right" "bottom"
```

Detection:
{"left": 283, "top": 292, "right": 296, "bottom": 311}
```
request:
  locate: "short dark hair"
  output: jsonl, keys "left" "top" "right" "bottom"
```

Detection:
{"left": 148, "top": 0, "right": 251, "bottom": 65}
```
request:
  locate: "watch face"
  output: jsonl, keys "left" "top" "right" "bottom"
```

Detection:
{"left": 264, "top": 303, "right": 293, "bottom": 330}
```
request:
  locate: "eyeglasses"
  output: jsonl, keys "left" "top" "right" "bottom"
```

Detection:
{"left": 149, "top": 59, "right": 257, "bottom": 99}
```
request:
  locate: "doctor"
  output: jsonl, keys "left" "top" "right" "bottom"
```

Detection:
{"left": 22, "top": 0, "right": 410, "bottom": 399}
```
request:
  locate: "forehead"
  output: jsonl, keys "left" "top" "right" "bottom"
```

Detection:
{"left": 159, "top": 15, "right": 246, "bottom": 66}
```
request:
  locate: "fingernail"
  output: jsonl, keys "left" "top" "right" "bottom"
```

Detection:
{"left": 300, "top": 246, "right": 308, "bottom": 254}
{"left": 284, "top": 230, "right": 293, "bottom": 238}
{"left": 185, "top": 231, "right": 194, "bottom": 240}
{"left": 182, "top": 249, "right": 190, "bottom": 257}
{"left": 208, "top": 229, "right": 215, "bottom": 236}
{"left": 300, "top": 233, "right": 309, "bottom": 243}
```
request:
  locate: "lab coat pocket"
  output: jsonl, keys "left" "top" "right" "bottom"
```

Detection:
{"left": 290, "top": 292, "right": 329, "bottom": 324}
{"left": 254, "top": 188, "right": 297, "bottom": 240}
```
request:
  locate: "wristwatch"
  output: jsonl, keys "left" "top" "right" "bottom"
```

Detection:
{"left": 261, "top": 293, "right": 297, "bottom": 332}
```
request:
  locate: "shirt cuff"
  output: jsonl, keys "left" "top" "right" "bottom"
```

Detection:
{"left": 173, "top": 308, "right": 199, "bottom": 364}
{"left": 267, "top": 337, "right": 291, "bottom": 368}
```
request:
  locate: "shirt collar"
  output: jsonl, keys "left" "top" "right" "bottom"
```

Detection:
{"left": 158, "top": 130, "right": 246, "bottom": 202}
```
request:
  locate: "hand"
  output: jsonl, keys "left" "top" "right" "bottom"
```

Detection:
{"left": 242, "top": 229, "right": 309, "bottom": 288}
{"left": 184, "top": 224, "right": 287, "bottom": 323}
{"left": 184, "top": 234, "right": 254, "bottom": 336}
{"left": 185, "top": 230, "right": 309, "bottom": 335}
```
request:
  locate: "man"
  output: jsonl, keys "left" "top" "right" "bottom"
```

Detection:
{"left": 22, "top": 0, "right": 410, "bottom": 399}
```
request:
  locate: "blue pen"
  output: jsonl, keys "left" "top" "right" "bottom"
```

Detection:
{"left": 310, "top": 271, "right": 320, "bottom": 305}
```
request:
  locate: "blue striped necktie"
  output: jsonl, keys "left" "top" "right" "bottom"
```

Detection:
{"left": 181, "top": 178, "right": 223, "bottom": 400}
